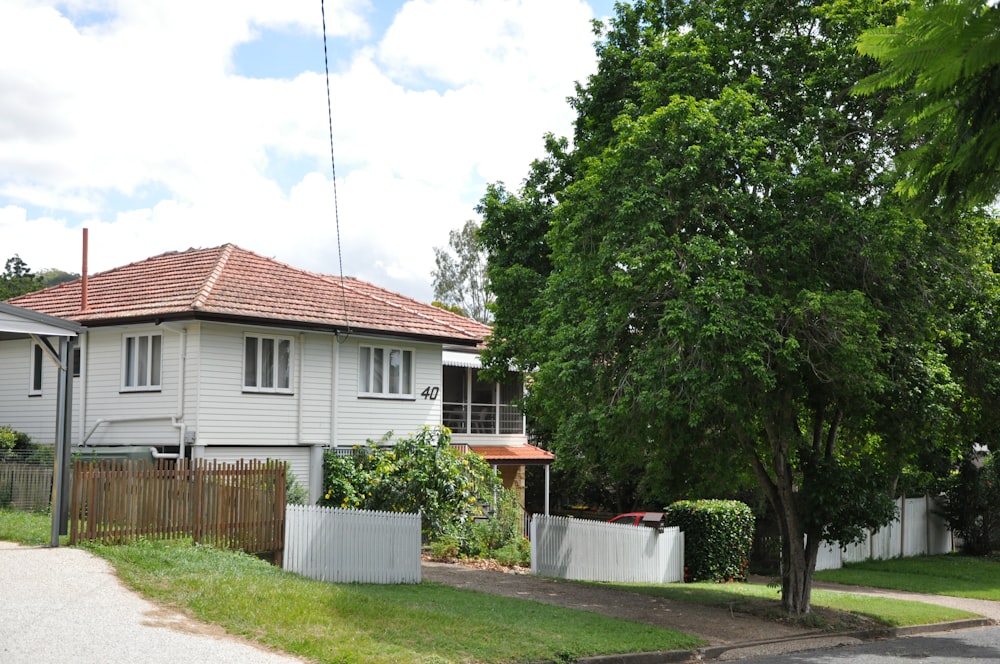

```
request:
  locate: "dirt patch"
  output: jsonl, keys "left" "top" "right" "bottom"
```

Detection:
{"left": 421, "top": 560, "right": 881, "bottom": 646}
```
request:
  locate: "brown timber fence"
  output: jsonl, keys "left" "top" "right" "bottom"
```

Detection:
{"left": 69, "top": 458, "right": 286, "bottom": 564}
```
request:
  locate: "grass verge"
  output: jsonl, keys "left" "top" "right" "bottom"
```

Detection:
{"left": 0, "top": 510, "right": 702, "bottom": 663}
{"left": 0, "top": 507, "right": 58, "bottom": 546}
{"left": 589, "top": 578, "right": 978, "bottom": 629}
{"left": 815, "top": 554, "right": 1000, "bottom": 601}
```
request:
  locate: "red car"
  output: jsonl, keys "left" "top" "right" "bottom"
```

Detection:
{"left": 608, "top": 512, "right": 665, "bottom": 527}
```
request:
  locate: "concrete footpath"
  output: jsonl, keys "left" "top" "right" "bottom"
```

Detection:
{"left": 0, "top": 542, "right": 304, "bottom": 664}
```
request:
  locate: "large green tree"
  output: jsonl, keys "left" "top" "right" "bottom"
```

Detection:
{"left": 481, "top": 0, "right": 998, "bottom": 615}
{"left": 855, "top": 0, "right": 1000, "bottom": 211}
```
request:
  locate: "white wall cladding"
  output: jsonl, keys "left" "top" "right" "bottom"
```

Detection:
{"left": 194, "top": 323, "right": 299, "bottom": 446}
{"left": 284, "top": 504, "right": 422, "bottom": 584}
{"left": 531, "top": 515, "right": 685, "bottom": 584}
{"left": 198, "top": 446, "right": 312, "bottom": 488}
{"left": 815, "top": 497, "right": 953, "bottom": 571}
{"left": 0, "top": 337, "right": 51, "bottom": 441}
{"left": 333, "top": 337, "right": 443, "bottom": 447}
{"left": 77, "top": 325, "right": 181, "bottom": 447}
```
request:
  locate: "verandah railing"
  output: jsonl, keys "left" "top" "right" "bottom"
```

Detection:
{"left": 69, "top": 458, "right": 285, "bottom": 563}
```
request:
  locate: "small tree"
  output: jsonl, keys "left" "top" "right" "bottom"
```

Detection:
{"left": 431, "top": 220, "right": 493, "bottom": 323}
{"left": 938, "top": 449, "right": 1000, "bottom": 555}
{"left": 0, "top": 255, "right": 43, "bottom": 300}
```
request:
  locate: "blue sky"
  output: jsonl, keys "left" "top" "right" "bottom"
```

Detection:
{"left": 0, "top": 0, "right": 619, "bottom": 302}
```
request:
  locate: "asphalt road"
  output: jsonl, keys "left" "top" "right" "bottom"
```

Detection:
{"left": 736, "top": 625, "right": 1000, "bottom": 662}
{"left": 0, "top": 542, "right": 303, "bottom": 664}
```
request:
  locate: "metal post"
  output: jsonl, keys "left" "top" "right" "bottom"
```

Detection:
{"left": 50, "top": 336, "right": 75, "bottom": 546}
{"left": 544, "top": 464, "right": 550, "bottom": 515}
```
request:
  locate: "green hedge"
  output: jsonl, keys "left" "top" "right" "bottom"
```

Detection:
{"left": 665, "top": 499, "right": 754, "bottom": 583}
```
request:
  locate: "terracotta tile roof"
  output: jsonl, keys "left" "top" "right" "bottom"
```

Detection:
{"left": 7, "top": 244, "right": 493, "bottom": 345}
{"left": 470, "top": 444, "right": 555, "bottom": 465}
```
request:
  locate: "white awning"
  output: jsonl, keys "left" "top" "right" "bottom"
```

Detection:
{"left": 442, "top": 350, "right": 482, "bottom": 369}
{"left": 0, "top": 302, "right": 81, "bottom": 338}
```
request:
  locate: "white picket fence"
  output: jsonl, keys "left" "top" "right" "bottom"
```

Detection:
{"left": 283, "top": 504, "right": 422, "bottom": 584}
{"left": 815, "top": 496, "right": 953, "bottom": 571}
{"left": 531, "top": 514, "right": 684, "bottom": 583}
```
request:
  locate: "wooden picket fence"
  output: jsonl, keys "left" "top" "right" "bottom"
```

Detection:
{"left": 69, "top": 458, "right": 286, "bottom": 564}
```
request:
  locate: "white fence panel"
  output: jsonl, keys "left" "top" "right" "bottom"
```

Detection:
{"left": 531, "top": 514, "right": 684, "bottom": 584}
{"left": 812, "top": 497, "right": 952, "bottom": 571}
{"left": 815, "top": 541, "right": 842, "bottom": 572}
{"left": 283, "top": 504, "right": 421, "bottom": 584}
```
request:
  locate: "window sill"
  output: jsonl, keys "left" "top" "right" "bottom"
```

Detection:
{"left": 357, "top": 393, "right": 416, "bottom": 401}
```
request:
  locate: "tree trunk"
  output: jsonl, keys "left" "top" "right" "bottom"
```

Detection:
{"left": 741, "top": 402, "right": 820, "bottom": 617}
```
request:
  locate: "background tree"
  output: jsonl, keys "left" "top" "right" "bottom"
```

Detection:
{"left": 481, "top": 0, "right": 999, "bottom": 616}
{"left": 431, "top": 219, "right": 493, "bottom": 323}
{"left": 855, "top": 0, "right": 1000, "bottom": 210}
{"left": 0, "top": 255, "right": 43, "bottom": 300}
{"left": 38, "top": 268, "right": 80, "bottom": 288}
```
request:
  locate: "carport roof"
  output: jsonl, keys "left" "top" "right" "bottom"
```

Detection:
{"left": 0, "top": 302, "right": 82, "bottom": 340}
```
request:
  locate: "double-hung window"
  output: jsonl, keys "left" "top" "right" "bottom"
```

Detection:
{"left": 244, "top": 334, "right": 293, "bottom": 393}
{"left": 29, "top": 342, "right": 43, "bottom": 396}
{"left": 122, "top": 333, "right": 162, "bottom": 391}
{"left": 359, "top": 345, "right": 413, "bottom": 397}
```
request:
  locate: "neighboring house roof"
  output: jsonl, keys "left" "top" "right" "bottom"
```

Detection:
{"left": 7, "top": 244, "right": 493, "bottom": 345}
{"left": 470, "top": 444, "right": 555, "bottom": 466}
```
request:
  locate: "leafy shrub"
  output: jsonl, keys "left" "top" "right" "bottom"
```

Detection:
{"left": 321, "top": 427, "right": 503, "bottom": 541}
{"left": 937, "top": 449, "right": 1000, "bottom": 555}
{"left": 428, "top": 535, "right": 461, "bottom": 560}
{"left": 665, "top": 499, "right": 754, "bottom": 582}
{"left": 0, "top": 427, "right": 49, "bottom": 465}
{"left": 490, "top": 537, "right": 531, "bottom": 567}
{"left": 0, "top": 426, "right": 32, "bottom": 456}
{"left": 285, "top": 467, "right": 309, "bottom": 505}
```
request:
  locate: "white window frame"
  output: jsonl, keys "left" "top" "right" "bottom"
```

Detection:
{"left": 358, "top": 344, "right": 414, "bottom": 398}
{"left": 121, "top": 333, "right": 162, "bottom": 392}
{"left": 28, "top": 342, "right": 43, "bottom": 396}
{"left": 243, "top": 334, "right": 294, "bottom": 394}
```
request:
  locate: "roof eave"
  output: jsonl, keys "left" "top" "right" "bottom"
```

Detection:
{"left": 73, "top": 311, "right": 484, "bottom": 346}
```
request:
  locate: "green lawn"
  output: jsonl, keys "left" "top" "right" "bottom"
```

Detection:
{"left": 1, "top": 509, "right": 985, "bottom": 663}
{"left": 1, "top": 510, "right": 701, "bottom": 663}
{"left": 600, "top": 577, "right": 977, "bottom": 628}
{"left": 816, "top": 554, "right": 1000, "bottom": 601}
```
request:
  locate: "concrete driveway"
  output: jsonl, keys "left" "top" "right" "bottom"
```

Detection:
{"left": 0, "top": 542, "right": 303, "bottom": 664}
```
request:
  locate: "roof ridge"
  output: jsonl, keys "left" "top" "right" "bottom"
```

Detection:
{"left": 192, "top": 244, "right": 234, "bottom": 310}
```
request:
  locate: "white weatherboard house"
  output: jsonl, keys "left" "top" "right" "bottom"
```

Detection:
{"left": 1, "top": 244, "right": 552, "bottom": 505}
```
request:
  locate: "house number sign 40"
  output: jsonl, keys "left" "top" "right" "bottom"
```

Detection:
{"left": 421, "top": 386, "right": 439, "bottom": 400}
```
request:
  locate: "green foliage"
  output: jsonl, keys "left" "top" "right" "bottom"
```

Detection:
{"left": 285, "top": 467, "right": 308, "bottom": 505}
{"left": 0, "top": 426, "right": 46, "bottom": 464}
{"left": 665, "top": 500, "right": 754, "bottom": 583}
{"left": 37, "top": 268, "right": 79, "bottom": 288}
{"left": 936, "top": 450, "right": 1000, "bottom": 555}
{"left": 480, "top": 0, "right": 1000, "bottom": 616}
{"left": 0, "top": 255, "right": 43, "bottom": 300}
{"left": 321, "top": 427, "right": 502, "bottom": 540}
{"left": 428, "top": 535, "right": 461, "bottom": 560}
{"left": 463, "top": 486, "right": 528, "bottom": 560}
{"left": 431, "top": 219, "right": 493, "bottom": 323}
{"left": 855, "top": 0, "right": 1000, "bottom": 211}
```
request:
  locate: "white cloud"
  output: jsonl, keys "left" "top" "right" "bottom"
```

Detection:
{"left": 0, "top": 0, "right": 601, "bottom": 301}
